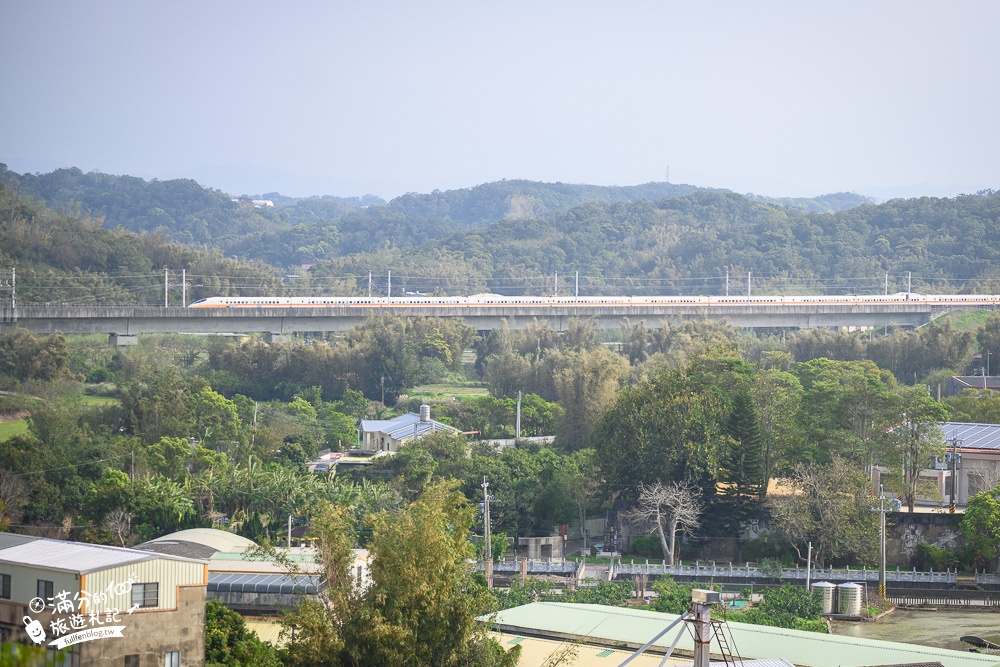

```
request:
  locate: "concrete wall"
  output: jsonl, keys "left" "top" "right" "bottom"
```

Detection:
{"left": 82, "top": 584, "right": 206, "bottom": 667}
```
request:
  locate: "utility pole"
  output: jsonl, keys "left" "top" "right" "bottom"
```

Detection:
{"left": 164, "top": 269, "right": 169, "bottom": 307}
{"left": 575, "top": 271, "right": 579, "bottom": 299}
{"left": 950, "top": 435, "right": 962, "bottom": 512}
{"left": 181, "top": 268, "right": 186, "bottom": 307}
{"left": 516, "top": 391, "right": 522, "bottom": 440}
{"left": 554, "top": 271, "right": 558, "bottom": 296}
{"left": 387, "top": 270, "right": 391, "bottom": 303}
{"left": 907, "top": 271, "right": 911, "bottom": 299}
{"left": 806, "top": 541, "right": 812, "bottom": 589}
{"left": 482, "top": 476, "right": 493, "bottom": 589}
{"left": 747, "top": 270, "right": 752, "bottom": 303}
{"left": 884, "top": 272, "right": 888, "bottom": 296}
{"left": 725, "top": 270, "right": 729, "bottom": 297}
{"left": 368, "top": 270, "right": 372, "bottom": 298}
{"left": 873, "top": 484, "right": 888, "bottom": 599}
{"left": 251, "top": 402, "right": 258, "bottom": 449}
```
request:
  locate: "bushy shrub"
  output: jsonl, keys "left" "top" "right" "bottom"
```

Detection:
{"left": 651, "top": 577, "right": 717, "bottom": 614}
{"left": 630, "top": 532, "right": 662, "bottom": 558}
{"left": 914, "top": 541, "right": 958, "bottom": 571}
{"left": 727, "top": 585, "right": 826, "bottom": 634}
{"left": 741, "top": 536, "right": 795, "bottom": 563}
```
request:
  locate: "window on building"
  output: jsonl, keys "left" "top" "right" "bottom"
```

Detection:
{"left": 164, "top": 651, "right": 180, "bottom": 667}
{"left": 124, "top": 655, "right": 139, "bottom": 667}
{"left": 0, "top": 573, "right": 10, "bottom": 599}
{"left": 132, "top": 582, "right": 159, "bottom": 608}
{"left": 37, "top": 579, "right": 53, "bottom": 601}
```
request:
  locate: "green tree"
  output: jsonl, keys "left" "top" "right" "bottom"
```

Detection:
{"left": 888, "top": 385, "right": 949, "bottom": 512}
{"left": 205, "top": 599, "right": 282, "bottom": 667}
{"left": 977, "top": 313, "right": 1000, "bottom": 377}
{"left": 960, "top": 487, "right": 1000, "bottom": 572}
{"left": 594, "top": 364, "right": 728, "bottom": 496}
{"left": 792, "top": 359, "right": 898, "bottom": 467}
{"left": 0, "top": 330, "right": 73, "bottom": 382}
{"left": 751, "top": 368, "right": 803, "bottom": 494}
{"left": 551, "top": 348, "right": 627, "bottom": 451}
{"left": 282, "top": 482, "right": 520, "bottom": 667}
{"left": 717, "top": 390, "right": 765, "bottom": 526}
{"left": 946, "top": 389, "right": 1000, "bottom": 424}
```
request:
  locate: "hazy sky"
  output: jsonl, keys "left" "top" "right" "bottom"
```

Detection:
{"left": 2, "top": 1, "right": 998, "bottom": 200}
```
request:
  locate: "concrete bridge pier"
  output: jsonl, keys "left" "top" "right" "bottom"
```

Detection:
{"left": 265, "top": 333, "right": 292, "bottom": 344}
{"left": 109, "top": 333, "right": 139, "bottom": 346}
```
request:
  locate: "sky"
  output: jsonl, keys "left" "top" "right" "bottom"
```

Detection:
{"left": 2, "top": 1, "right": 999, "bottom": 201}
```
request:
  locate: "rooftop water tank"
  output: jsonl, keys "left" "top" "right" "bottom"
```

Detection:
{"left": 811, "top": 581, "right": 837, "bottom": 615}
{"left": 837, "top": 582, "right": 864, "bottom": 616}
{"left": 420, "top": 404, "right": 431, "bottom": 423}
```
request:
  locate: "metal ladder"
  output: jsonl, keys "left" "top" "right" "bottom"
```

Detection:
{"left": 710, "top": 619, "right": 742, "bottom": 666}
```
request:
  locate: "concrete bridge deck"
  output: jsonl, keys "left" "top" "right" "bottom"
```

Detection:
{"left": 0, "top": 302, "right": 940, "bottom": 343}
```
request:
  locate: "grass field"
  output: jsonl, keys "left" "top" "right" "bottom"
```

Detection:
{"left": 939, "top": 309, "right": 995, "bottom": 331}
{"left": 408, "top": 379, "right": 489, "bottom": 401}
{"left": 0, "top": 419, "right": 28, "bottom": 442}
{"left": 408, "top": 360, "right": 490, "bottom": 401}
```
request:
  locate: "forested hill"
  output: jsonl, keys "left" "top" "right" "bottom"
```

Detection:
{"left": 385, "top": 180, "right": 872, "bottom": 227}
{"left": 0, "top": 164, "right": 871, "bottom": 254}
{"left": 4, "top": 163, "right": 998, "bottom": 300}
{"left": 0, "top": 182, "right": 285, "bottom": 305}
{"left": 308, "top": 190, "right": 1000, "bottom": 297}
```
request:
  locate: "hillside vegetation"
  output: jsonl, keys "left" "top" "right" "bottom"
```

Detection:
{"left": 2, "top": 164, "right": 998, "bottom": 300}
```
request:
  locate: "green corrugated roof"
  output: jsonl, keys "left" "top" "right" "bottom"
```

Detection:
{"left": 212, "top": 551, "right": 317, "bottom": 562}
{"left": 484, "top": 603, "right": 1000, "bottom": 667}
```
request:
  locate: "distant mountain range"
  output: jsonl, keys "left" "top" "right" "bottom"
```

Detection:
{"left": 2, "top": 162, "right": 997, "bottom": 302}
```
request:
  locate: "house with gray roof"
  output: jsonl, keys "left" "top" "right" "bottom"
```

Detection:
{"left": 360, "top": 404, "right": 461, "bottom": 453}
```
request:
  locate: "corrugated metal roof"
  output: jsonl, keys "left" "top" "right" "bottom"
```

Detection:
{"left": 942, "top": 422, "right": 1000, "bottom": 451}
{"left": 0, "top": 533, "right": 40, "bottom": 550}
{"left": 146, "top": 528, "right": 258, "bottom": 552}
{"left": 362, "top": 412, "right": 460, "bottom": 439}
{"left": 486, "top": 603, "right": 1000, "bottom": 667}
{"left": 0, "top": 538, "right": 206, "bottom": 574}
{"left": 491, "top": 631, "right": 690, "bottom": 666}
{"left": 208, "top": 572, "right": 323, "bottom": 595}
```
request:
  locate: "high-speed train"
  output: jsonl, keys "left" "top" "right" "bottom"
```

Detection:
{"left": 187, "top": 293, "right": 1000, "bottom": 308}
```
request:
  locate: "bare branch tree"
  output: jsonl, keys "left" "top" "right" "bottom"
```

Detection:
{"left": 628, "top": 480, "right": 703, "bottom": 565}
{"left": 966, "top": 462, "right": 1000, "bottom": 496}
{"left": 0, "top": 469, "right": 28, "bottom": 527}
{"left": 104, "top": 507, "right": 133, "bottom": 547}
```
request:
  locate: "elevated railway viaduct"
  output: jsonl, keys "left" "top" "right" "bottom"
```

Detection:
{"left": 0, "top": 301, "right": 949, "bottom": 344}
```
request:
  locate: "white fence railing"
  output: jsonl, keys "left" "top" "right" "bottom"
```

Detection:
{"left": 612, "top": 560, "right": 958, "bottom": 584}
{"left": 975, "top": 572, "right": 1000, "bottom": 585}
{"left": 481, "top": 559, "right": 579, "bottom": 575}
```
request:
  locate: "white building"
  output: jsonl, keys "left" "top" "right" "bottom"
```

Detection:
{"left": 360, "top": 404, "right": 461, "bottom": 453}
